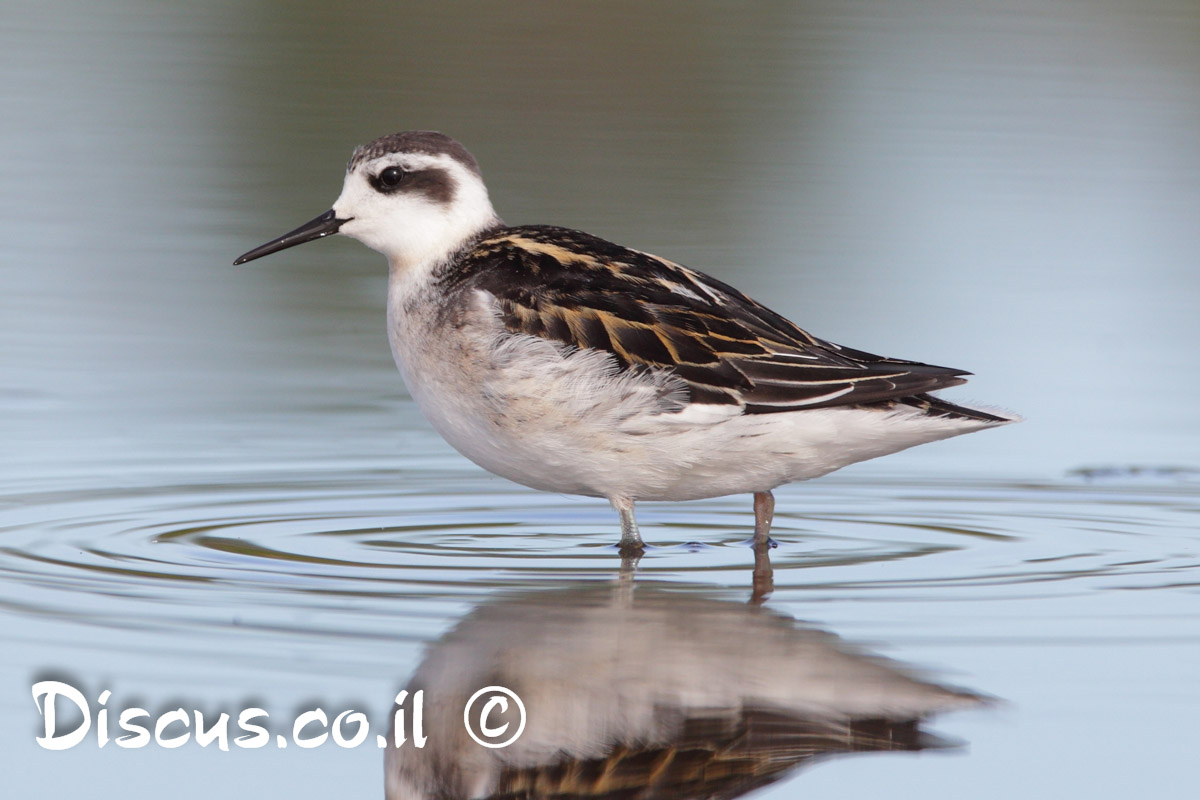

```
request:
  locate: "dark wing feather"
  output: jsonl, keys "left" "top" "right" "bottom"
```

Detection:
{"left": 445, "top": 225, "right": 974, "bottom": 414}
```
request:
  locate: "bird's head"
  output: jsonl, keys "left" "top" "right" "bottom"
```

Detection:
{"left": 234, "top": 131, "right": 499, "bottom": 271}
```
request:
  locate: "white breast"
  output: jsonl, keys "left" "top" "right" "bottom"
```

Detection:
{"left": 386, "top": 283, "right": 687, "bottom": 497}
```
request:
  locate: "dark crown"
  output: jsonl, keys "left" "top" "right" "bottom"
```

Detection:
{"left": 347, "top": 131, "right": 481, "bottom": 177}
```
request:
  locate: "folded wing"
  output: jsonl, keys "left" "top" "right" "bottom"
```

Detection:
{"left": 459, "top": 226, "right": 972, "bottom": 414}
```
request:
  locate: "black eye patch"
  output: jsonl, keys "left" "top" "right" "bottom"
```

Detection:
{"left": 369, "top": 166, "right": 457, "bottom": 204}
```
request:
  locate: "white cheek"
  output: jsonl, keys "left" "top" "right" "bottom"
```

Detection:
{"left": 331, "top": 180, "right": 400, "bottom": 252}
{"left": 335, "top": 190, "right": 445, "bottom": 263}
{"left": 328, "top": 158, "right": 499, "bottom": 269}
{"left": 330, "top": 175, "right": 371, "bottom": 229}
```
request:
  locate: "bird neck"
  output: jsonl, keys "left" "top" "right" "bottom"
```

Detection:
{"left": 386, "top": 217, "right": 504, "bottom": 304}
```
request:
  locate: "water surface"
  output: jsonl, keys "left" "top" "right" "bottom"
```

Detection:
{"left": 2, "top": 1, "right": 1199, "bottom": 797}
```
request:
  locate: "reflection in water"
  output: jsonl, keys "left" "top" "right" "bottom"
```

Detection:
{"left": 386, "top": 561, "right": 984, "bottom": 800}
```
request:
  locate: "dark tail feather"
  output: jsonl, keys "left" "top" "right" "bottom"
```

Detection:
{"left": 890, "top": 393, "right": 1015, "bottom": 424}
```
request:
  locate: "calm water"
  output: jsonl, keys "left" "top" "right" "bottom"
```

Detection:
{"left": 2, "top": 1, "right": 1198, "bottom": 797}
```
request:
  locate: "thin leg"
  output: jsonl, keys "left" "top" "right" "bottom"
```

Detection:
{"left": 610, "top": 496, "right": 645, "bottom": 554}
{"left": 753, "top": 490, "right": 775, "bottom": 545}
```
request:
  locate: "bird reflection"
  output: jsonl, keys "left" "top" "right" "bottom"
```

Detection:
{"left": 386, "top": 553, "right": 985, "bottom": 800}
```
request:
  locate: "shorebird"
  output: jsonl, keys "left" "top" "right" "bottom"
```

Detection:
{"left": 235, "top": 131, "right": 1013, "bottom": 552}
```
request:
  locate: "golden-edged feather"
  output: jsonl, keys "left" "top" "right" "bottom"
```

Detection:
{"left": 442, "top": 225, "right": 1002, "bottom": 420}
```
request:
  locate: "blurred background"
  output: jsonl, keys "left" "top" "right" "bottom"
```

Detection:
{"left": 1, "top": 1, "right": 1197, "bottom": 798}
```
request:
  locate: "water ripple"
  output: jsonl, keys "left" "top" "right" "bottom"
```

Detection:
{"left": 2, "top": 469, "right": 1197, "bottom": 653}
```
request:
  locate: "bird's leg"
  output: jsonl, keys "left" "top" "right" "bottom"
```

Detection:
{"left": 750, "top": 491, "right": 776, "bottom": 603}
{"left": 611, "top": 496, "right": 645, "bottom": 555}
{"left": 753, "top": 490, "right": 775, "bottom": 545}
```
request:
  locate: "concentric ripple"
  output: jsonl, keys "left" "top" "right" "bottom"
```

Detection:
{"left": 2, "top": 465, "right": 1197, "bottom": 665}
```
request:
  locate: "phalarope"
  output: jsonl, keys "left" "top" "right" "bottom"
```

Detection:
{"left": 235, "top": 131, "right": 1014, "bottom": 551}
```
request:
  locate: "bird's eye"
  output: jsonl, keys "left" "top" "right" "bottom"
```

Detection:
{"left": 378, "top": 166, "right": 405, "bottom": 189}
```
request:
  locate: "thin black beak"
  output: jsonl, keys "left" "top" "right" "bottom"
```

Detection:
{"left": 233, "top": 209, "right": 349, "bottom": 265}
